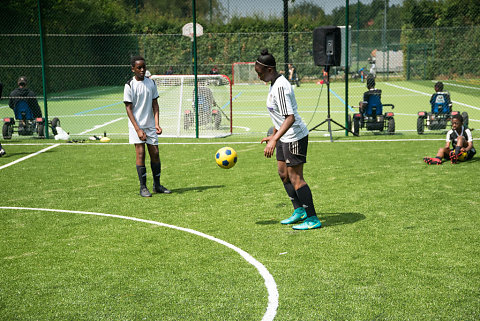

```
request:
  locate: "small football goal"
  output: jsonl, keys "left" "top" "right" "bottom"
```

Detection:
{"left": 151, "top": 74, "right": 232, "bottom": 138}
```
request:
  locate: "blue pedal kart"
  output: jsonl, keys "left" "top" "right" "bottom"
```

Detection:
{"left": 2, "top": 100, "right": 59, "bottom": 139}
{"left": 417, "top": 91, "right": 468, "bottom": 134}
{"left": 352, "top": 89, "right": 395, "bottom": 136}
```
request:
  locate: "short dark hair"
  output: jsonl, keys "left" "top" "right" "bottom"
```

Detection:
{"left": 130, "top": 55, "right": 145, "bottom": 67}
{"left": 256, "top": 49, "right": 276, "bottom": 68}
{"left": 452, "top": 113, "right": 463, "bottom": 123}
{"left": 366, "top": 74, "right": 375, "bottom": 89}
{"left": 434, "top": 81, "right": 444, "bottom": 92}
{"left": 18, "top": 76, "right": 27, "bottom": 86}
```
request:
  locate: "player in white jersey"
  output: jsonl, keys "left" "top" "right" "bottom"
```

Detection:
{"left": 255, "top": 49, "right": 321, "bottom": 230}
{"left": 424, "top": 113, "right": 476, "bottom": 165}
{"left": 124, "top": 56, "right": 171, "bottom": 197}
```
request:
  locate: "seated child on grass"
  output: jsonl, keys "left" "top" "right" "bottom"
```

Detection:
{"left": 423, "top": 114, "right": 476, "bottom": 165}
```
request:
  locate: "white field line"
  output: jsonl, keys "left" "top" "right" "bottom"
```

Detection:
{"left": 0, "top": 144, "right": 60, "bottom": 171}
{"left": 0, "top": 206, "right": 279, "bottom": 321}
{"left": 78, "top": 117, "right": 124, "bottom": 135}
{"left": 433, "top": 81, "right": 480, "bottom": 91}
{"left": 385, "top": 82, "right": 480, "bottom": 111}
{"left": 1, "top": 138, "right": 457, "bottom": 147}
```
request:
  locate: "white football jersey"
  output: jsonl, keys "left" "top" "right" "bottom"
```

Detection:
{"left": 266, "top": 75, "right": 308, "bottom": 142}
{"left": 446, "top": 126, "right": 473, "bottom": 147}
{"left": 124, "top": 77, "right": 159, "bottom": 129}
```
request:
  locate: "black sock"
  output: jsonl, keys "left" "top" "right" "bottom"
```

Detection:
{"left": 151, "top": 161, "right": 161, "bottom": 186}
{"left": 283, "top": 182, "right": 301, "bottom": 209}
{"left": 455, "top": 146, "right": 461, "bottom": 155}
{"left": 136, "top": 165, "right": 147, "bottom": 187}
{"left": 295, "top": 184, "right": 317, "bottom": 217}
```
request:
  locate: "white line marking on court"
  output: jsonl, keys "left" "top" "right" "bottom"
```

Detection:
{"left": 0, "top": 206, "right": 279, "bottom": 321}
{"left": 232, "top": 125, "right": 251, "bottom": 131}
{"left": 0, "top": 138, "right": 462, "bottom": 147}
{"left": 385, "top": 82, "right": 480, "bottom": 111}
{"left": 433, "top": 81, "right": 480, "bottom": 91}
{"left": 0, "top": 144, "right": 60, "bottom": 170}
{"left": 78, "top": 117, "right": 125, "bottom": 135}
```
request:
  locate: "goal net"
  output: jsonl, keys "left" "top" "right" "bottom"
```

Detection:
{"left": 232, "top": 62, "right": 263, "bottom": 85}
{"left": 150, "top": 74, "right": 232, "bottom": 138}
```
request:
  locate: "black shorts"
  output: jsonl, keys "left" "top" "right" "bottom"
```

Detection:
{"left": 276, "top": 135, "right": 308, "bottom": 167}
{"left": 464, "top": 147, "right": 476, "bottom": 161}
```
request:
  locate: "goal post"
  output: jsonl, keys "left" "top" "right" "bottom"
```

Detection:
{"left": 232, "top": 62, "right": 263, "bottom": 85}
{"left": 150, "top": 74, "right": 232, "bottom": 138}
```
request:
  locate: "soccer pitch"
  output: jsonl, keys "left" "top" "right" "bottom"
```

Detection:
{"left": 1, "top": 136, "right": 479, "bottom": 320}
{"left": 1, "top": 79, "right": 479, "bottom": 139}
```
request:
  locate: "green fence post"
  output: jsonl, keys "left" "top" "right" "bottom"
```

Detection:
{"left": 345, "top": 0, "right": 350, "bottom": 136}
{"left": 192, "top": 0, "right": 199, "bottom": 138}
{"left": 37, "top": 0, "right": 49, "bottom": 139}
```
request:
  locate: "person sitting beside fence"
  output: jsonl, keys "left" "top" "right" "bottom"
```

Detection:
{"left": 8, "top": 76, "right": 42, "bottom": 119}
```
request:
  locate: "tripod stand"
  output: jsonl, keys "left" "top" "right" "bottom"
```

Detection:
{"left": 309, "top": 65, "right": 358, "bottom": 141}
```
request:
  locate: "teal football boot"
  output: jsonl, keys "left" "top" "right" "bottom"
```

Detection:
{"left": 281, "top": 207, "right": 307, "bottom": 225}
{"left": 292, "top": 216, "right": 322, "bottom": 230}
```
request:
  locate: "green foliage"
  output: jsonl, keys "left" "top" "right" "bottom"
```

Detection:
{"left": 1, "top": 0, "right": 479, "bottom": 93}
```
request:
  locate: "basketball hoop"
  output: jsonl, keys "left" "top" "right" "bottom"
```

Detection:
{"left": 182, "top": 23, "right": 203, "bottom": 42}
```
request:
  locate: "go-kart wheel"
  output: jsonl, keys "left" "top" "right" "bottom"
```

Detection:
{"left": 2, "top": 122, "right": 13, "bottom": 139}
{"left": 387, "top": 118, "right": 395, "bottom": 134}
{"left": 347, "top": 114, "right": 352, "bottom": 132}
{"left": 353, "top": 117, "right": 360, "bottom": 136}
{"left": 462, "top": 112, "right": 469, "bottom": 128}
{"left": 37, "top": 123, "right": 45, "bottom": 137}
{"left": 51, "top": 117, "right": 60, "bottom": 136}
{"left": 417, "top": 117, "right": 424, "bottom": 135}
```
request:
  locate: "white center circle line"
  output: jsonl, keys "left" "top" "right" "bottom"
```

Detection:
{"left": 0, "top": 206, "right": 279, "bottom": 321}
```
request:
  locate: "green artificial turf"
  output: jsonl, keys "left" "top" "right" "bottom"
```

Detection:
{"left": 1, "top": 136, "right": 479, "bottom": 320}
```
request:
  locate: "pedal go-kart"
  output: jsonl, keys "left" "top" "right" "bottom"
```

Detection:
{"left": 417, "top": 92, "right": 469, "bottom": 134}
{"left": 352, "top": 90, "right": 395, "bottom": 136}
{"left": 2, "top": 100, "right": 60, "bottom": 139}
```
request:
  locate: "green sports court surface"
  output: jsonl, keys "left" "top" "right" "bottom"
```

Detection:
{"left": 1, "top": 79, "right": 479, "bottom": 138}
{"left": 1, "top": 79, "right": 479, "bottom": 320}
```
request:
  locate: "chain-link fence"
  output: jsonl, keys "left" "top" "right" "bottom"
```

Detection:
{"left": 1, "top": 0, "right": 479, "bottom": 139}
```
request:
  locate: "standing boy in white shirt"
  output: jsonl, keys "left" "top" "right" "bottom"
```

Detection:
{"left": 124, "top": 56, "right": 171, "bottom": 197}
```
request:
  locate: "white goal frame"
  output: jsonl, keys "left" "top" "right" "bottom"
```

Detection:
{"left": 150, "top": 74, "right": 232, "bottom": 138}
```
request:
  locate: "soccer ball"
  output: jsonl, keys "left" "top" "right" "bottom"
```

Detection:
{"left": 458, "top": 151, "right": 467, "bottom": 161}
{"left": 215, "top": 147, "right": 237, "bottom": 169}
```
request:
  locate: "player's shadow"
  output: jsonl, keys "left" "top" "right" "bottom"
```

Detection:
{"left": 170, "top": 185, "right": 224, "bottom": 194}
{"left": 462, "top": 157, "right": 480, "bottom": 163}
{"left": 255, "top": 212, "right": 365, "bottom": 226}
{"left": 318, "top": 212, "right": 365, "bottom": 227}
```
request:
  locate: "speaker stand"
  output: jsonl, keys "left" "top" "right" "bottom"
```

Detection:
{"left": 309, "top": 66, "right": 358, "bottom": 142}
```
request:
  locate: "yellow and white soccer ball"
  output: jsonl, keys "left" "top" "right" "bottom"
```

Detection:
{"left": 457, "top": 151, "right": 467, "bottom": 162}
{"left": 215, "top": 147, "right": 237, "bottom": 169}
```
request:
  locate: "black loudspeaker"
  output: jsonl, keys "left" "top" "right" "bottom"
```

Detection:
{"left": 313, "top": 26, "right": 342, "bottom": 66}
